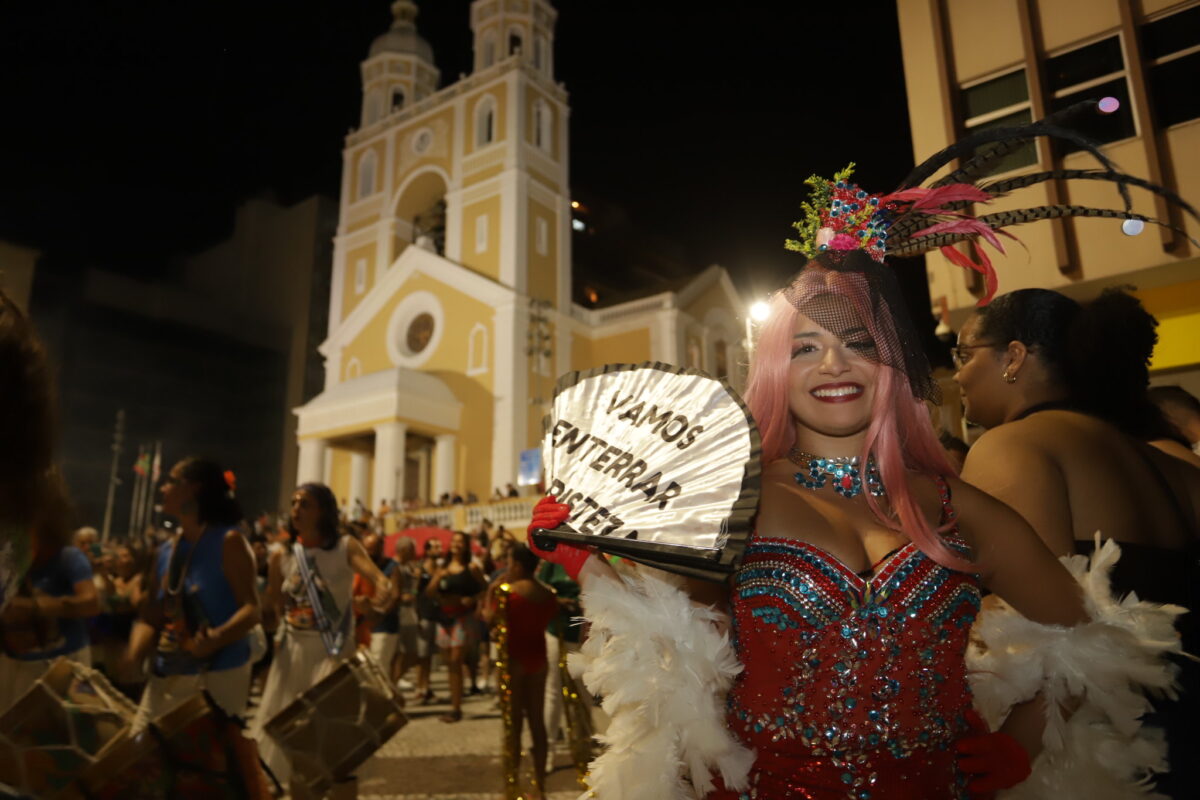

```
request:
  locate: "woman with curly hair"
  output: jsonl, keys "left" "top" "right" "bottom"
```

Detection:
{"left": 955, "top": 287, "right": 1200, "bottom": 797}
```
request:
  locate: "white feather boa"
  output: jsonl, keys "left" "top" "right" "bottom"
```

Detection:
{"left": 968, "top": 535, "right": 1187, "bottom": 799}
{"left": 568, "top": 566, "right": 755, "bottom": 800}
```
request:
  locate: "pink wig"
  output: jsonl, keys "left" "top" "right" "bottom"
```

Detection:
{"left": 744, "top": 267, "right": 973, "bottom": 572}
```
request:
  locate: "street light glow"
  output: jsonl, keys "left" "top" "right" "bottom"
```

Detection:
{"left": 750, "top": 301, "right": 771, "bottom": 322}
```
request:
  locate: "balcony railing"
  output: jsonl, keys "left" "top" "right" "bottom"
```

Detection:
{"left": 385, "top": 496, "right": 538, "bottom": 535}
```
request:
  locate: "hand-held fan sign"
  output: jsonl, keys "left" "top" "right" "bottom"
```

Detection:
{"left": 537, "top": 362, "right": 761, "bottom": 580}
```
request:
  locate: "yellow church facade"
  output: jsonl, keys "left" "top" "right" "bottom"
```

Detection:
{"left": 294, "top": 0, "right": 746, "bottom": 511}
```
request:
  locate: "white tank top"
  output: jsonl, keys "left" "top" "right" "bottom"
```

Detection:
{"left": 280, "top": 535, "right": 353, "bottom": 629}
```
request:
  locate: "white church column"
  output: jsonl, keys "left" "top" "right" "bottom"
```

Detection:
{"left": 297, "top": 438, "right": 328, "bottom": 485}
{"left": 434, "top": 434, "right": 457, "bottom": 500}
{"left": 413, "top": 449, "right": 431, "bottom": 506}
{"left": 491, "top": 300, "right": 527, "bottom": 493}
{"left": 350, "top": 452, "right": 371, "bottom": 510}
{"left": 373, "top": 422, "right": 407, "bottom": 508}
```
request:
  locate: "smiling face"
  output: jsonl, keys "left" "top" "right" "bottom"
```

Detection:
{"left": 787, "top": 308, "right": 881, "bottom": 445}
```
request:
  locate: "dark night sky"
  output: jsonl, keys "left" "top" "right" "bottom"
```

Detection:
{"left": 0, "top": 1, "right": 918, "bottom": 299}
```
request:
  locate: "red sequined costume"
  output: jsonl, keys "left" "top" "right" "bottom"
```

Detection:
{"left": 715, "top": 479, "right": 980, "bottom": 799}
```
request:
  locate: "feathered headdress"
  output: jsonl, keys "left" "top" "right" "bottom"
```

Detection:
{"left": 788, "top": 98, "right": 1200, "bottom": 305}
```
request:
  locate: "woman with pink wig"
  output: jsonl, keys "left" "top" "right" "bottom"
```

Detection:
{"left": 530, "top": 152, "right": 1187, "bottom": 799}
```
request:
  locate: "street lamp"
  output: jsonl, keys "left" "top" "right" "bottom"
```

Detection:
{"left": 744, "top": 299, "right": 772, "bottom": 357}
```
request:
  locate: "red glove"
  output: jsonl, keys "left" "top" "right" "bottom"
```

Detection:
{"left": 956, "top": 709, "right": 1031, "bottom": 797}
{"left": 526, "top": 495, "right": 592, "bottom": 580}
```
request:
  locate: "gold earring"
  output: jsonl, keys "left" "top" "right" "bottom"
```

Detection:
{"left": 1002, "top": 370, "right": 1017, "bottom": 384}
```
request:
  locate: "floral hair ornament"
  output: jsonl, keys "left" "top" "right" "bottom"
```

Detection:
{"left": 788, "top": 99, "right": 1200, "bottom": 306}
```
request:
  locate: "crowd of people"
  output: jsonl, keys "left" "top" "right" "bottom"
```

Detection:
{"left": 0, "top": 400, "right": 581, "bottom": 798}
{"left": 3, "top": 99, "right": 1200, "bottom": 799}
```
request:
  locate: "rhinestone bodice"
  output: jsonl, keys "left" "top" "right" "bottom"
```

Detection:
{"left": 722, "top": 486, "right": 981, "bottom": 799}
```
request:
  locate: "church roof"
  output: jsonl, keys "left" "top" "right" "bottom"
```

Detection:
{"left": 369, "top": 1, "right": 434, "bottom": 62}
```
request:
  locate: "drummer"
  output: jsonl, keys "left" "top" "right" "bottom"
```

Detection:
{"left": 123, "top": 457, "right": 260, "bottom": 724}
{"left": 253, "top": 482, "right": 394, "bottom": 790}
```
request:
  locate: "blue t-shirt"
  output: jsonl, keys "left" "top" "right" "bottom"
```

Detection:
{"left": 5, "top": 546, "right": 92, "bottom": 660}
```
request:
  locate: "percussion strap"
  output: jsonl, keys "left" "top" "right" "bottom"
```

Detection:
{"left": 292, "top": 542, "right": 349, "bottom": 657}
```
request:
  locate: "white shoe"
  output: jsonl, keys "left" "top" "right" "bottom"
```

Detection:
{"left": 397, "top": 678, "right": 414, "bottom": 690}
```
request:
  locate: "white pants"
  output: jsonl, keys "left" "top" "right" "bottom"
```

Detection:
{"left": 134, "top": 661, "right": 252, "bottom": 731}
{"left": 368, "top": 632, "right": 398, "bottom": 675}
{"left": 543, "top": 633, "right": 582, "bottom": 743}
{"left": 0, "top": 646, "right": 91, "bottom": 714}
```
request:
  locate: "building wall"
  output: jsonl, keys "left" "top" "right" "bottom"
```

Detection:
{"left": 896, "top": 0, "right": 1200, "bottom": 383}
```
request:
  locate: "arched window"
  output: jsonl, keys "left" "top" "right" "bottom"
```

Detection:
{"left": 508, "top": 28, "right": 523, "bottom": 56}
{"left": 533, "top": 37, "right": 543, "bottom": 69}
{"left": 714, "top": 340, "right": 729, "bottom": 380}
{"left": 364, "top": 91, "right": 382, "bottom": 125}
{"left": 390, "top": 88, "right": 405, "bottom": 111}
{"left": 482, "top": 34, "right": 496, "bottom": 67}
{"left": 354, "top": 257, "right": 368, "bottom": 294}
{"left": 467, "top": 323, "right": 489, "bottom": 376}
{"left": 475, "top": 96, "right": 496, "bottom": 147}
{"left": 344, "top": 358, "right": 362, "bottom": 380}
{"left": 358, "top": 151, "right": 377, "bottom": 199}
{"left": 533, "top": 100, "right": 552, "bottom": 153}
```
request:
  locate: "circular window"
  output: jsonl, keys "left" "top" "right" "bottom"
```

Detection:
{"left": 386, "top": 291, "right": 445, "bottom": 368}
{"left": 406, "top": 312, "right": 435, "bottom": 354}
{"left": 413, "top": 128, "right": 433, "bottom": 155}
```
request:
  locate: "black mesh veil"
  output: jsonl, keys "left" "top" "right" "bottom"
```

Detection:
{"left": 783, "top": 249, "right": 939, "bottom": 403}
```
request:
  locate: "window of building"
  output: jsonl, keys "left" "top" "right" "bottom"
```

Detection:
{"left": 475, "top": 214, "right": 488, "bottom": 253}
{"left": 536, "top": 217, "right": 548, "bottom": 255}
{"left": 483, "top": 33, "right": 496, "bottom": 68}
{"left": 533, "top": 37, "right": 544, "bottom": 70}
{"left": 476, "top": 96, "right": 496, "bottom": 146}
{"left": 354, "top": 258, "right": 367, "bottom": 294}
{"left": 1046, "top": 36, "right": 1135, "bottom": 153}
{"left": 533, "top": 100, "right": 552, "bottom": 153}
{"left": 357, "top": 151, "right": 377, "bottom": 199}
{"left": 1143, "top": 5, "right": 1200, "bottom": 127}
{"left": 509, "top": 28, "right": 523, "bottom": 56}
{"left": 391, "top": 88, "right": 405, "bottom": 112}
{"left": 467, "top": 323, "right": 489, "bottom": 376}
{"left": 959, "top": 69, "right": 1037, "bottom": 173}
{"left": 714, "top": 341, "right": 729, "bottom": 380}
{"left": 406, "top": 313, "right": 435, "bottom": 354}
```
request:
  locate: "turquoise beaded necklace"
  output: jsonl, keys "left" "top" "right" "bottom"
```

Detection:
{"left": 787, "top": 448, "right": 885, "bottom": 499}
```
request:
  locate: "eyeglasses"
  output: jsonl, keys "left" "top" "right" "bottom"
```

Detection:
{"left": 951, "top": 342, "right": 999, "bottom": 369}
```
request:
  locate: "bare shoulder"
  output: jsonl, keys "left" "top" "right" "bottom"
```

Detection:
{"left": 969, "top": 417, "right": 1052, "bottom": 454}
{"left": 222, "top": 528, "right": 249, "bottom": 553}
{"left": 1149, "top": 438, "right": 1200, "bottom": 471}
